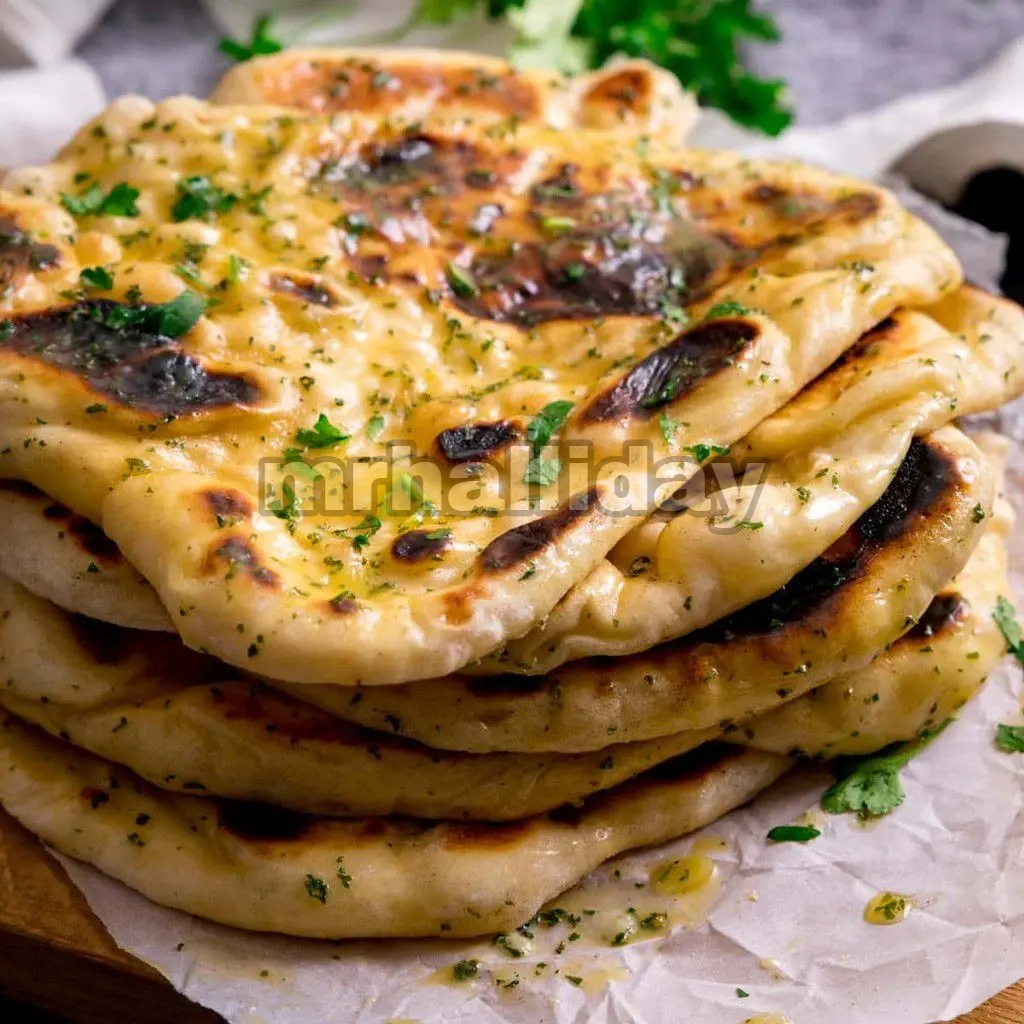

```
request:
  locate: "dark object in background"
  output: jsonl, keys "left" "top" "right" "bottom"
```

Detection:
{"left": 0, "top": 996, "right": 71, "bottom": 1023}
{"left": 950, "top": 167, "right": 1024, "bottom": 304}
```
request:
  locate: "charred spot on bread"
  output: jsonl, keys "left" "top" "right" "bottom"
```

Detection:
{"left": 905, "top": 592, "right": 970, "bottom": 640}
{"left": 581, "top": 318, "right": 759, "bottom": 422}
{"left": 697, "top": 438, "right": 958, "bottom": 640}
{"left": 0, "top": 301, "right": 259, "bottom": 416}
{"left": 268, "top": 273, "right": 337, "bottom": 307}
{"left": 208, "top": 536, "right": 279, "bottom": 587}
{"left": 0, "top": 214, "right": 60, "bottom": 287}
{"left": 435, "top": 421, "right": 520, "bottom": 463}
{"left": 391, "top": 528, "right": 452, "bottom": 563}
{"left": 480, "top": 487, "right": 599, "bottom": 573}
{"left": 203, "top": 488, "right": 254, "bottom": 523}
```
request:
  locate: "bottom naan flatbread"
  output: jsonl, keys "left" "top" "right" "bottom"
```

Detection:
{"left": 0, "top": 715, "right": 788, "bottom": 939}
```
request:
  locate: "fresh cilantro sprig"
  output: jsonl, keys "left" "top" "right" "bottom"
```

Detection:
{"left": 996, "top": 724, "right": 1024, "bottom": 754}
{"left": 219, "top": 15, "right": 283, "bottom": 62}
{"left": 767, "top": 824, "right": 820, "bottom": 843}
{"left": 524, "top": 399, "right": 574, "bottom": 487}
{"left": 408, "top": 0, "right": 791, "bottom": 135}
{"left": 992, "top": 597, "right": 1024, "bottom": 752}
{"left": 61, "top": 181, "right": 140, "bottom": 217}
{"left": 173, "top": 176, "right": 238, "bottom": 222}
{"left": 821, "top": 721, "right": 951, "bottom": 820}
{"left": 89, "top": 290, "right": 207, "bottom": 339}
{"left": 294, "top": 413, "right": 350, "bottom": 450}
{"left": 993, "top": 596, "right": 1024, "bottom": 664}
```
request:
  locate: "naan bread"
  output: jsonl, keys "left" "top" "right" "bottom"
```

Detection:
{"left": 0, "top": 93, "right": 958, "bottom": 686}
{"left": 211, "top": 48, "right": 699, "bottom": 142}
{"left": 285, "top": 426, "right": 992, "bottom": 751}
{"left": 3, "top": 285, "right": 1016, "bottom": 650}
{"left": 482, "top": 285, "right": 1024, "bottom": 673}
{"left": 0, "top": 714, "right": 789, "bottom": 938}
{"left": 0, "top": 576, "right": 718, "bottom": 819}
{"left": 736, "top": 466, "right": 1011, "bottom": 757}
{"left": 0, "top": 481, "right": 172, "bottom": 631}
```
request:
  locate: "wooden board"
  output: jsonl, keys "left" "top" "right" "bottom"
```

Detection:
{"left": 0, "top": 808, "right": 1019, "bottom": 1024}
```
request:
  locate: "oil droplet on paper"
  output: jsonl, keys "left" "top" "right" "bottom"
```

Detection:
{"left": 742, "top": 1015, "right": 792, "bottom": 1024}
{"left": 650, "top": 854, "right": 716, "bottom": 895}
{"left": 864, "top": 891, "right": 914, "bottom": 925}
{"left": 690, "top": 835, "right": 731, "bottom": 856}
{"left": 559, "top": 959, "right": 630, "bottom": 993}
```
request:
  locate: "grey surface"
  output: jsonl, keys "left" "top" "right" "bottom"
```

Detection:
{"left": 76, "top": 0, "right": 1024, "bottom": 124}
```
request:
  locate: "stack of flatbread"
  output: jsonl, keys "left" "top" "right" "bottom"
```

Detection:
{"left": 0, "top": 49, "right": 1020, "bottom": 940}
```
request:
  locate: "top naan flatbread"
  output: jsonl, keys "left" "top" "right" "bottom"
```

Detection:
{"left": 211, "top": 48, "right": 700, "bottom": 143}
{"left": 0, "top": 88, "right": 958, "bottom": 685}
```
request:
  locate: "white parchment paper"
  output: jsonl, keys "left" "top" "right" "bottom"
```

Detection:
{"left": 28, "top": 30, "right": 1024, "bottom": 1024}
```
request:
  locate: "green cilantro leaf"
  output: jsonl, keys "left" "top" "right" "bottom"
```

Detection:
{"left": 446, "top": 261, "right": 479, "bottom": 298}
{"left": 336, "top": 857, "right": 352, "bottom": 888}
{"left": 93, "top": 290, "right": 207, "bottom": 338}
{"left": 994, "top": 595, "right": 1024, "bottom": 665}
{"left": 659, "top": 410, "right": 680, "bottom": 444}
{"left": 79, "top": 266, "right": 113, "bottom": 291}
{"left": 767, "top": 824, "right": 821, "bottom": 843}
{"left": 684, "top": 442, "right": 730, "bottom": 463}
{"left": 61, "top": 181, "right": 140, "bottom": 217}
{"left": 524, "top": 456, "right": 561, "bottom": 487}
{"left": 303, "top": 874, "right": 329, "bottom": 904}
{"left": 294, "top": 413, "right": 350, "bottom": 450}
{"left": 173, "top": 176, "right": 238, "bottom": 222}
{"left": 451, "top": 958, "right": 480, "bottom": 982}
{"left": 219, "top": 15, "right": 284, "bottom": 62}
{"left": 526, "top": 399, "right": 574, "bottom": 458}
{"left": 821, "top": 721, "right": 951, "bottom": 819}
{"left": 705, "top": 301, "right": 751, "bottom": 319}
{"left": 366, "top": 412, "right": 386, "bottom": 440}
{"left": 996, "top": 724, "right": 1024, "bottom": 753}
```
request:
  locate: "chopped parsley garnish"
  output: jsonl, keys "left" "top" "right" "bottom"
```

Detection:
{"left": 92, "top": 289, "right": 207, "bottom": 338}
{"left": 659, "top": 410, "right": 680, "bottom": 443}
{"left": 446, "top": 261, "right": 478, "bottom": 298}
{"left": 451, "top": 959, "right": 480, "bottom": 982}
{"left": 336, "top": 857, "right": 352, "bottom": 888}
{"left": 527, "top": 400, "right": 574, "bottom": 457}
{"left": 348, "top": 514, "right": 382, "bottom": 550}
{"left": 294, "top": 413, "right": 350, "bottom": 450}
{"left": 684, "top": 442, "right": 730, "bottom": 463}
{"left": 821, "top": 721, "right": 950, "bottom": 819}
{"left": 996, "top": 724, "right": 1024, "bottom": 753}
{"left": 736, "top": 988, "right": 750, "bottom": 998}
{"left": 79, "top": 266, "right": 114, "bottom": 291}
{"left": 705, "top": 300, "right": 750, "bottom": 319}
{"left": 218, "top": 14, "right": 284, "bottom": 62}
{"left": 366, "top": 413, "right": 386, "bottom": 440}
{"left": 61, "top": 181, "right": 140, "bottom": 217}
{"left": 524, "top": 457, "right": 561, "bottom": 487}
{"left": 767, "top": 824, "right": 821, "bottom": 843}
{"left": 523, "top": 399, "right": 573, "bottom": 487}
{"left": 971, "top": 503, "right": 986, "bottom": 523}
{"left": 269, "top": 479, "right": 299, "bottom": 521}
{"left": 227, "top": 254, "right": 250, "bottom": 284}
{"left": 172, "top": 175, "right": 238, "bottom": 222}
{"left": 736, "top": 519, "right": 764, "bottom": 531}
{"left": 304, "top": 874, "right": 329, "bottom": 904}
{"left": 993, "top": 596, "right": 1024, "bottom": 666}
